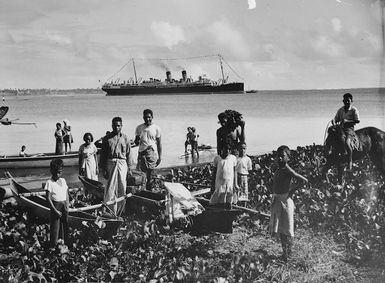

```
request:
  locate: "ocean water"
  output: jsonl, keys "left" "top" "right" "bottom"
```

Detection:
{"left": 1, "top": 88, "right": 384, "bottom": 170}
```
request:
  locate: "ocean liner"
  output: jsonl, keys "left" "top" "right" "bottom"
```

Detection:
{"left": 102, "top": 55, "right": 244, "bottom": 96}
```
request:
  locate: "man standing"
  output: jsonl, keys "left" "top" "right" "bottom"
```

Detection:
{"left": 135, "top": 109, "right": 162, "bottom": 190}
{"left": 100, "top": 117, "right": 131, "bottom": 215}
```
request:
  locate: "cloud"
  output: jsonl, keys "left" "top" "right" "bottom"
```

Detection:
{"left": 207, "top": 19, "right": 251, "bottom": 59}
{"left": 312, "top": 35, "right": 345, "bottom": 58}
{"left": 0, "top": 30, "right": 15, "bottom": 44}
{"left": 45, "top": 32, "right": 72, "bottom": 45}
{"left": 150, "top": 21, "right": 185, "bottom": 49}
{"left": 248, "top": 0, "right": 256, "bottom": 10}
{"left": 331, "top": 18, "right": 342, "bottom": 33}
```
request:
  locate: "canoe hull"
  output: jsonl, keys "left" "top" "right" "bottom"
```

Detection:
{"left": 8, "top": 176, "right": 122, "bottom": 232}
{"left": 79, "top": 176, "right": 241, "bottom": 233}
{"left": 0, "top": 152, "right": 78, "bottom": 169}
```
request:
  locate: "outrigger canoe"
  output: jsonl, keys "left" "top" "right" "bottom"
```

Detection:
{"left": 79, "top": 175, "right": 243, "bottom": 233}
{"left": 7, "top": 174, "right": 123, "bottom": 233}
{"left": 0, "top": 152, "right": 79, "bottom": 169}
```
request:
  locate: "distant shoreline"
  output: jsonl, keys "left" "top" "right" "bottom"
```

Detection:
{"left": 0, "top": 87, "right": 384, "bottom": 97}
{"left": 0, "top": 88, "right": 104, "bottom": 96}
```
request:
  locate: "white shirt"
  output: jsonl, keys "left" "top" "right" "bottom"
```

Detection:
{"left": 44, "top": 178, "right": 68, "bottom": 202}
{"left": 236, "top": 155, "right": 252, "bottom": 175}
{"left": 135, "top": 123, "right": 161, "bottom": 153}
{"left": 334, "top": 106, "right": 360, "bottom": 124}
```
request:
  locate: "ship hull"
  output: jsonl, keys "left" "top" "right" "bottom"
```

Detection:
{"left": 102, "top": 82, "right": 244, "bottom": 96}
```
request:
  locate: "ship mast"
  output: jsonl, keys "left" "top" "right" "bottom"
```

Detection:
{"left": 218, "top": 54, "right": 225, "bottom": 83}
{"left": 132, "top": 58, "right": 138, "bottom": 84}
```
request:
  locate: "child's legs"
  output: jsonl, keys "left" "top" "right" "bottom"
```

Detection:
{"left": 61, "top": 209, "right": 69, "bottom": 244}
{"left": 238, "top": 175, "right": 249, "bottom": 202}
{"left": 345, "top": 137, "right": 353, "bottom": 168}
{"left": 279, "top": 233, "right": 293, "bottom": 258}
{"left": 50, "top": 204, "right": 61, "bottom": 246}
{"left": 146, "top": 169, "right": 152, "bottom": 190}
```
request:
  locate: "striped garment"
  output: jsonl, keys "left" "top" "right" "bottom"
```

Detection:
{"left": 237, "top": 174, "right": 249, "bottom": 202}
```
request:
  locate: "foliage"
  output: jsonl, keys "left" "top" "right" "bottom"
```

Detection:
{"left": 1, "top": 144, "right": 385, "bottom": 282}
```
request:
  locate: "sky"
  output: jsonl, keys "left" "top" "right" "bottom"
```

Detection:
{"left": 0, "top": 0, "right": 384, "bottom": 90}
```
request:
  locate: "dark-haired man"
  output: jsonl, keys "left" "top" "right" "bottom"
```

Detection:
{"left": 100, "top": 117, "right": 131, "bottom": 215}
{"left": 135, "top": 109, "right": 162, "bottom": 190}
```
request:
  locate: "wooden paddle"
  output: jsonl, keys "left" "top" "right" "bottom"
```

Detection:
{"left": 196, "top": 196, "right": 270, "bottom": 218}
{"left": 69, "top": 193, "right": 133, "bottom": 212}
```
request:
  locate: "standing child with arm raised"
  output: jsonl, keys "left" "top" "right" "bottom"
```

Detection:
{"left": 269, "top": 145, "right": 308, "bottom": 261}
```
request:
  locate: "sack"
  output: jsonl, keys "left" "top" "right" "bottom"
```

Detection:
{"left": 127, "top": 169, "right": 146, "bottom": 186}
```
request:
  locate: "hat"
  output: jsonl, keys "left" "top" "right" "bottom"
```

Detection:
{"left": 63, "top": 119, "right": 70, "bottom": 126}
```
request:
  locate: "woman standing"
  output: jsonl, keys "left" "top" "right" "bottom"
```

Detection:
{"left": 78, "top": 133, "right": 99, "bottom": 181}
{"left": 210, "top": 143, "right": 238, "bottom": 208}
{"left": 63, "top": 119, "right": 73, "bottom": 153}
{"left": 54, "top": 122, "right": 65, "bottom": 155}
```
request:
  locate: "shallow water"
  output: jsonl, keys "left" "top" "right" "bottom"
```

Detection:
{"left": 1, "top": 88, "right": 384, "bottom": 178}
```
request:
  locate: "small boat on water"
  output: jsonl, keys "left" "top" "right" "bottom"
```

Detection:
{"left": 7, "top": 174, "right": 123, "bottom": 232}
{"left": 0, "top": 152, "right": 78, "bottom": 169}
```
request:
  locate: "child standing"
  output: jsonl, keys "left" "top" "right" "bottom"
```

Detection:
{"left": 210, "top": 144, "right": 238, "bottom": 209}
{"left": 235, "top": 142, "right": 252, "bottom": 206}
{"left": 78, "top": 132, "right": 99, "bottom": 181}
{"left": 63, "top": 119, "right": 73, "bottom": 154}
{"left": 190, "top": 127, "right": 200, "bottom": 158}
{"left": 184, "top": 127, "right": 193, "bottom": 153}
{"left": 45, "top": 159, "right": 69, "bottom": 247}
{"left": 54, "top": 122, "right": 65, "bottom": 155}
{"left": 269, "top": 145, "right": 308, "bottom": 261}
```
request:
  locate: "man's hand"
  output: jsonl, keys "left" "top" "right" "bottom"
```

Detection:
{"left": 56, "top": 211, "right": 62, "bottom": 218}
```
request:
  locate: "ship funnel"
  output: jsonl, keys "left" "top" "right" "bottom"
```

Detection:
{"left": 181, "top": 70, "right": 187, "bottom": 82}
{"left": 166, "top": 71, "right": 172, "bottom": 82}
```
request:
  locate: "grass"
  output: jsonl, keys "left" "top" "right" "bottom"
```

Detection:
{"left": 166, "top": 217, "right": 385, "bottom": 282}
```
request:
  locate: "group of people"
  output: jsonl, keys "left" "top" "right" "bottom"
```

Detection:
{"left": 45, "top": 94, "right": 360, "bottom": 262}
{"left": 209, "top": 94, "right": 360, "bottom": 261}
{"left": 79, "top": 109, "right": 161, "bottom": 216}
{"left": 184, "top": 126, "right": 199, "bottom": 157}
{"left": 18, "top": 119, "right": 73, "bottom": 157}
{"left": 46, "top": 109, "right": 162, "bottom": 246}
{"left": 54, "top": 119, "right": 73, "bottom": 155}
